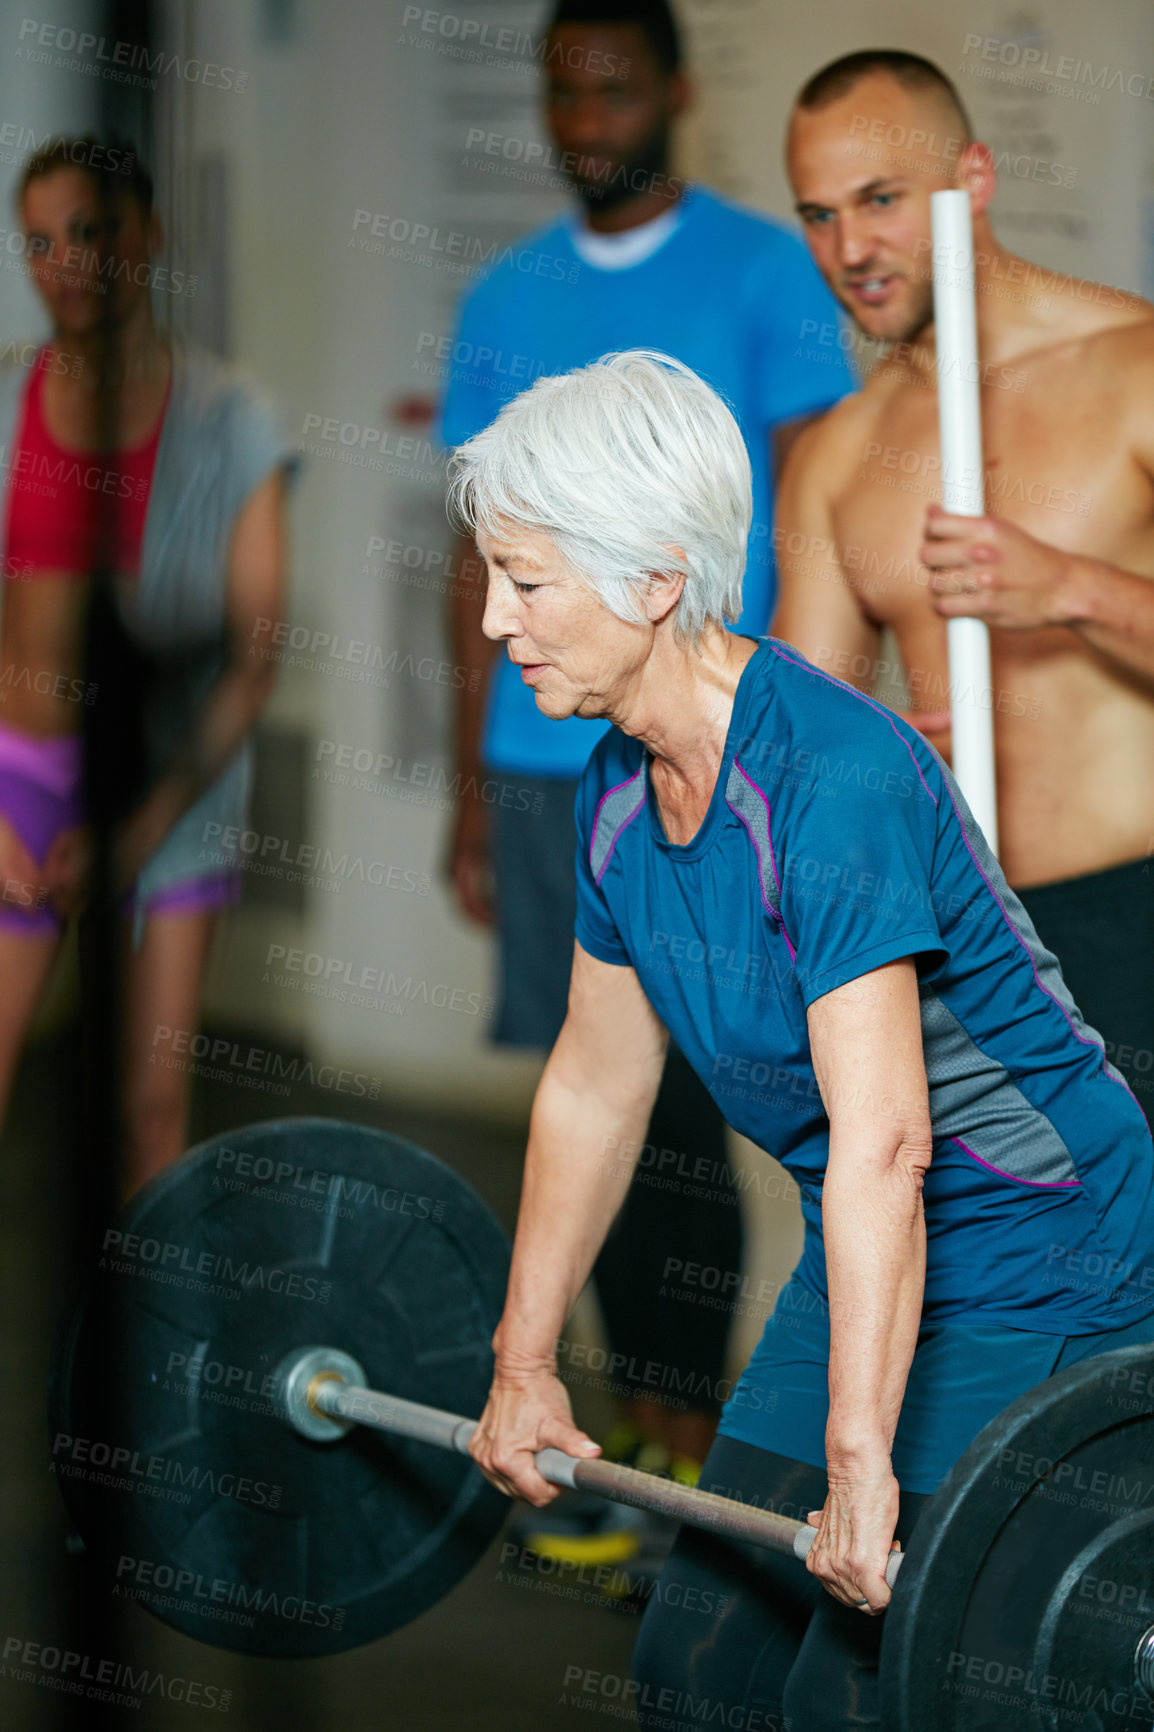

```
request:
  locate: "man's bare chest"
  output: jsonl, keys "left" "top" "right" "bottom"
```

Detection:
{"left": 829, "top": 374, "right": 1147, "bottom": 628}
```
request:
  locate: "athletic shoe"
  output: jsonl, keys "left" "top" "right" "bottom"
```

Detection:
{"left": 507, "top": 1488, "right": 649, "bottom": 1568}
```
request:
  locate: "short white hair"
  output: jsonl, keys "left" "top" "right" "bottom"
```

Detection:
{"left": 446, "top": 349, "right": 751, "bottom": 647}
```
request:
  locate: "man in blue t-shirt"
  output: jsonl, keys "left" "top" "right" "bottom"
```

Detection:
{"left": 439, "top": 0, "right": 855, "bottom": 1498}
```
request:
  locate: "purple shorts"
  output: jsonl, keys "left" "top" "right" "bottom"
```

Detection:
{"left": 0, "top": 718, "right": 241, "bottom": 936}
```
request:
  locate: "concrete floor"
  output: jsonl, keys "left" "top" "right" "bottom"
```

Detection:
{"left": 0, "top": 1024, "right": 645, "bottom": 1732}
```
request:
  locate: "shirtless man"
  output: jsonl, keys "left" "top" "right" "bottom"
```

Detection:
{"left": 775, "top": 49, "right": 1154, "bottom": 1119}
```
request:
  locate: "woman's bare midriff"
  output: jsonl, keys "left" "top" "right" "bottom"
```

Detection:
{"left": 0, "top": 573, "right": 92, "bottom": 736}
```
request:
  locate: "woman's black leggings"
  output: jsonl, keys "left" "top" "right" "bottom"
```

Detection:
{"left": 632, "top": 1435, "right": 930, "bottom": 1731}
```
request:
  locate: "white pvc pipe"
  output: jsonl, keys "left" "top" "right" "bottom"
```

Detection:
{"left": 930, "top": 189, "right": 1000, "bottom": 854}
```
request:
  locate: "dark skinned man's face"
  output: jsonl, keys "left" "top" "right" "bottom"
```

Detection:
{"left": 544, "top": 23, "right": 685, "bottom": 211}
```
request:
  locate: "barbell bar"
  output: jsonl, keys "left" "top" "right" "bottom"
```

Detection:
{"left": 272, "top": 1343, "right": 903, "bottom": 1585}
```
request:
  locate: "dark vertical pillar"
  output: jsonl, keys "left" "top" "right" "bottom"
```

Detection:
{"left": 59, "top": 1, "right": 154, "bottom": 1725}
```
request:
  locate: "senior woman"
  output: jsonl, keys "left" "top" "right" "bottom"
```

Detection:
{"left": 448, "top": 350, "right": 1154, "bottom": 1730}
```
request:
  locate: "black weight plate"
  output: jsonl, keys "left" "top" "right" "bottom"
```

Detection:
{"left": 49, "top": 1118, "right": 512, "bottom": 1656}
{"left": 881, "top": 1344, "right": 1154, "bottom": 1731}
{"left": 1034, "top": 1512, "right": 1154, "bottom": 1730}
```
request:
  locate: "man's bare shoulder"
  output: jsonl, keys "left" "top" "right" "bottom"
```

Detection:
{"left": 786, "top": 383, "right": 890, "bottom": 487}
{"left": 1077, "top": 310, "right": 1154, "bottom": 375}
{"left": 1084, "top": 318, "right": 1154, "bottom": 458}
{"left": 1054, "top": 268, "right": 1152, "bottom": 329}
{"left": 1013, "top": 268, "right": 1154, "bottom": 362}
{"left": 1011, "top": 302, "right": 1154, "bottom": 426}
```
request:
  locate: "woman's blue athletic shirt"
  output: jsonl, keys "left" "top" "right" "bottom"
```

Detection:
{"left": 573, "top": 637, "right": 1154, "bottom": 1332}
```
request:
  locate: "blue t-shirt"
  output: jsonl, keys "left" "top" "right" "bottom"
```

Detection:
{"left": 439, "top": 186, "right": 855, "bottom": 779}
{"left": 574, "top": 638, "right": 1154, "bottom": 1332}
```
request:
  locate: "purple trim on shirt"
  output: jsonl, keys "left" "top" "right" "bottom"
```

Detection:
{"left": 952, "top": 1135, "right": 1082, "bottom": 1190}
{"left": 766, "top": 641, "right": 939, "bottom": 809}
{"left": 728, "top": 759, "right": 796, "bottom": 962}
{"left": 591, "top": 766, "right": 645, "bottom": 887}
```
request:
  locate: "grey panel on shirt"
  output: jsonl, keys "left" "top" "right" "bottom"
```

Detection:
{"left": 920, "top": 987, "right": 1079, "bottom": 1185}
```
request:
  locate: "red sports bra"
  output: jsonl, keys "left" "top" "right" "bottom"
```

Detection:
{"left": 4, "top": 347, "right": 168, "bottom": 579}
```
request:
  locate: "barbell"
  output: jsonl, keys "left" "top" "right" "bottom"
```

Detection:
{"left": 48, "top": 1118, "right": 1154, "bottom": 1730}
{"left": 271, "top": 1338, "right": 881, "bottom": 1567}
